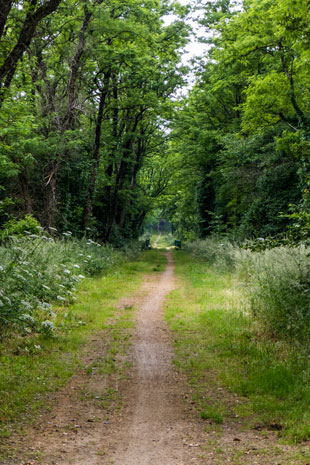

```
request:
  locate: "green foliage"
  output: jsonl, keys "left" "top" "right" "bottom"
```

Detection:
{"left": 0, "top": 215, "right": 41, "bottom": 239}
{"left": 161, "top": 0, "right": 310, "bottom": 241}
{"left": 247, "top": 245, "right": 310, "bottom": 343}
{"left": 0, "top": 0, "right": 189, "bottom": 242}
{"left": 0, "top": 234, "right": 124, "bottom": 335}
{"left": 186, "top": 237, "right": 310, "bottom": 346}
{"left": 167, "top": 250, "right": 310, "bottom": 443}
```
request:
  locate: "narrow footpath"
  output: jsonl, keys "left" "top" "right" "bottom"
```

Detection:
{"left": 5, "top": 251, "right": 307, "bottom": 465}
{"left": 5, "top": 252, "right": 204, "bottom": 465}
{"left": 107, "top": 251, "right": 202, "bottom": 465}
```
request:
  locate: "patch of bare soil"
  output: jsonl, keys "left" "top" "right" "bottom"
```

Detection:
{"left": 3, "top": 252, "right": 310, "bottom": 465}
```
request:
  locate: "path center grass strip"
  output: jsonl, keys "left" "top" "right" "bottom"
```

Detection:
{"left": 166, "top": 251, "right": 310, "bottom": 443}
{"left": 0, "top": 250, "right": 167, "bottom": 445}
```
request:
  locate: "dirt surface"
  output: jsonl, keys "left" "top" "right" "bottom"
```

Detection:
{"left": 3, "top": 253, "right": 204, "bottom": 465}
{"left": 4, "top": 252, "right": 310, "bottom": 465}
{"left": 106, "top": 252, "right": 203, "bottom": 465}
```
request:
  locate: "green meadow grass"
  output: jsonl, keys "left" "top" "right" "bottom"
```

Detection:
{"left": 0, "top": 250, "right": 166, "bottom": 447}
{"left": 166, "top": 251, "right": 310, "bottom": 442}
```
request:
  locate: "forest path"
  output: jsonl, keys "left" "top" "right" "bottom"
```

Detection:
{"left": 5, "top": 252, "right": 203, "bottom": 465}
{"left": 4, "top": 251, "right": 307, "bottom": 465}
{"left": 105, "top": 251, "right": 202, "bottom": 465}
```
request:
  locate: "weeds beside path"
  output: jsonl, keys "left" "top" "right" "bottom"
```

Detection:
{"left": 0, "top": 250, "right": 166, "bottom": 463}
{"left": 165, "top": 250, "right": 310, "bottom": 464}
{"left": 4, "top": 249, "right": 310, "bottom": 465}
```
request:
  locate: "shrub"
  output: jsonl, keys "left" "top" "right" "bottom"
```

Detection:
{"left": 0, "top": 214, "right": 41, "bottom": 240}
{"left": 247, "top": 245, "right": 310, "bottom": 342}
{"left": 184, "top": 237, "right": 238, "bottom": 271}
{"left": 185, "top": 237, "right": 310, "bottom": 345}
{"left": 0, "top": 234, "right": 123, "bottom": 335}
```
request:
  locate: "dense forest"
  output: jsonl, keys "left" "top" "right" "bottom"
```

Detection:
{"left": 166, "top": 0, "right": 310, "bottom": 241}
{"left": 0, "top": 0, "right": 188, "bottom": 242}
{"left": 1, "top": 0, "right": 310, "bottom": 243}
{"left": 4, "top": 1, "right": 310, "bottom": 454}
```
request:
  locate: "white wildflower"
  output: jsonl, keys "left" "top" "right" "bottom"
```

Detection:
{"left": 43, "top": 285, "right": 50, "bottom": 290}
{"left": 63, "top": 269, "right": 71, "bottom": 274}
{"left": 73, "top": 264, "right": 80, "bottom": 269}
{"left": 39, "top": 302, "right": 52, "bottom": 309}
{"left": 21, "top": 300, "right": 33, "bottom": 309}
{"left": 21, "top": 314, "right": 35, "bottom": 324}
{"left": 57, "top": 295, "right": 66, "bottom": 301}
{"left": 78, "top": 274, "right": 85, "bottom": 279}
{"left": 34, "top": 345, "right": 41, "bottom": 350}
{"left": 41, "top": 320, "right": 55, "bottom": 331}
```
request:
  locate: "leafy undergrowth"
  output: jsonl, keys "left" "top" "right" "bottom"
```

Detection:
{"left": 166, "top": 251, "right": 310, "bottom": 443}
{"left": 0, "top": 250, "right": 166, "bottom": 447}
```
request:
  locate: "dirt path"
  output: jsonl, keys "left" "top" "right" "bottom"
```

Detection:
{"left": 5, "top": 251, "right": 308, "bottom": 465}
{"left": 106, "top": 251, "right": 202, "bottom": 465}
{"left": 4, "top": 252, "right": 203, "bottom": 465}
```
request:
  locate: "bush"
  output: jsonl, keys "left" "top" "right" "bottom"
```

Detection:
{"left": 185, "top": 237, "right": 310, "bottom": 345}
{"left": 247, "top": 245, "right": 310, "bottom": 342}
{"left": 184, "top": 237, "right": 238, "bottom": 271}
{"left": 0, "top": 234, "right": 123, "bottom": 335}
{"left": 0, "top": 214, "right": 41, "bottom": 240}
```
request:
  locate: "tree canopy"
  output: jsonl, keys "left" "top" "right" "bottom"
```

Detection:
{"left": 1, "top": 0, "right": 309, "bottom": 243}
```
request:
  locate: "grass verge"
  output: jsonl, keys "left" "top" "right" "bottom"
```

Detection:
{"left": 166, "top": 251, "right": 310, "bottom": 443}
{"left": 0, "top": 250, "right": 166, "bottom": 451}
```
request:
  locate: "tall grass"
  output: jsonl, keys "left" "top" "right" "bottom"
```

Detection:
{"left": 185, "top": 237, "right": 310, "bottom": 345}
{"left": 0, "top": 235, "right": 127, "bottom": 336}
{"left": 185, "top": 237, "right": 238, "bottom": 270}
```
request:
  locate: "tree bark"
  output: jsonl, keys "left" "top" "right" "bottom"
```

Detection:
{"left": 83, "top": 70, "right": 111, "bottom": 227}
{"left": 62, "top": 3, "right": 92, "bottom": 131}
{"left": 0, "top": 0, "right": 13, "bottom": 40}
{"left": 18, "top": 171, "right": 33, "bottom": 215}
{"left": 0, "top": 0, "right": 62, "bottom": 105}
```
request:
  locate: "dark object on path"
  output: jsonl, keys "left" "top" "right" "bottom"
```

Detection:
{"left": 145, "top": 238, "right": 152, "bottom": 249}
{"left": 174, "top": 240, "right": 181, "bottom": 249}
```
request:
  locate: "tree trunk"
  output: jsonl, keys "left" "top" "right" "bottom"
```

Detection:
{"left": 83, "top": 71, "right": 111, "bottom": 227}
{"left": 18, "top": 171, "right": 33, "bottom": 215}
{"left": 0, "top": 0, "right": 13, "bottom": 40}
{"left": 0, "top": 0, "right": 62, "bottom": 105}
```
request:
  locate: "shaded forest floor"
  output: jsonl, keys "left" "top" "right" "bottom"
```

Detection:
{"left": 1, "top": 250, "right": 310, "bottom": 464}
